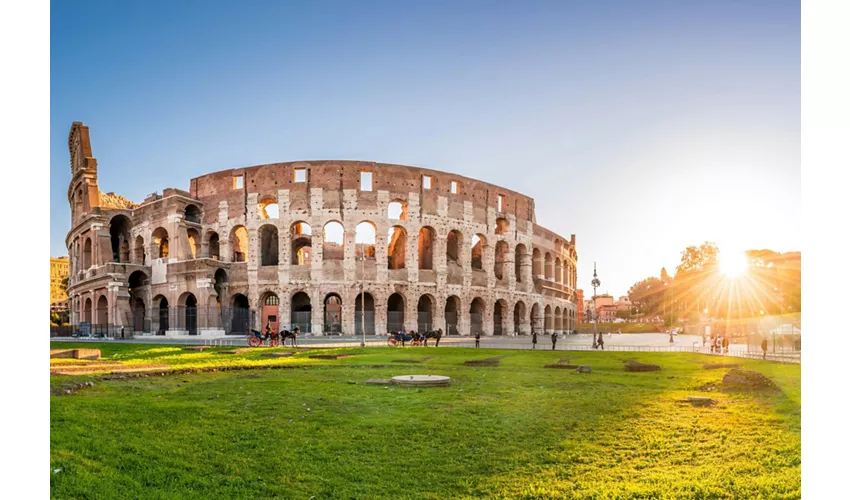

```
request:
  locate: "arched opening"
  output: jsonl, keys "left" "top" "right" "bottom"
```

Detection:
{"left": 230, "top": 294, "right": 250, "bottom": 335}
{"left": 131, "top": 296, "right": 145, "bottom": 333}
{"left": 446, "top": 230, "right": 463, "bottom": 285}
{"left": 514, "top": 301, "right": 526, "bottom": 335}
{"left": 323, "top": 221, "right": 344, "bottom": 261}
{"left": 261, "top": 293, "right": 280, "bottom": 333}
{"left": 544, "top": 305, "right": 553, "bottom": 333}
{"left": 515, "top": 244, "right": 526, "bottom": 284}
{"left": 83, "top": 238, "right": 92, "bottom": 269}
{"left": 109, "top": 215, "right": 131, "bottom": 263}
{"left": 355, "top": 221, "right": 377, "bottom": 259}
{"left": 555, "top": 258, "right": 563, "bottom": 284}
{"left": 154, "top": 295, "right": 169, "bottom": 335}
{"left": 387, "top": 293, "right": 405, "bottom": 333}
{"left": 179, "top": 293, "right": 198, "bottom": 335}
{"left": 417, "top": 295, "right": 434, "bottom": 332}
{"left": 495, "top": 218, "right": 509, "bottom": 235}
{"left": 83, "top": 297, "right": 93, "bottom": 324}
{"left": 355, "top": 292, "right": 375, "bottom": 335}
{"left": 128, "top": 271, "right": 148, "bottom": 333}
{"left": 493, "top": 299, "right": 507, "bottom": 336}
{"left": 417, "top": 226, "right": 436, "bottom": 270}
{"left": 532, "top": 248, "right": 542, "bottom": 277}
{"left": 184, "top": 204, "right": 201, "bottom": 224}
{"left": 258, "top": 198, "right": 279, "bottom": 219}
{"left": 544, "top": 253, "right": 553, "bottom": 280}
{"left": 152, "top": 227, "right": 169, "bottom": 259}
{"left": 231, "top": 226, "right": 248, "bottom": 262}
{"left": 387, "top": 200, "right": 408, "bottom": 221}
{"left": 323, "top": 294, "right": 342, "bottom": 335}
{"left": 494, "top": 240, "right": 510, "bottom": 282}
{"left": 134, "top": 235, "right": 146, "bottom": 265}
{"left": 554, "top": 306, "right": 562, "bottom": 333}
{"left": 445, "top": 295, "right": 460, "bottom": 336}
{"left": 291, "top": 222, "right": 312, "bottom": 265}
{"left": 187, "top": 228, "right": 200, "bottom": 259}
{"left": 96, "top": 295, "right": 109, "bottom": 329}
{"left": 206, "top": 231, "right": 220, "bottom": 260}
{"left": 531, "top": 303, "right": 542, "bottom": 335}
{"left": 387, "top": 226, "right": 407, "bottom": 270}
{"left": 291, "top": 292, "right": 312, "bottom": 334}
{"left": 470, "top": 297, "right": 485, "bottom": 336}
{"left": 471, "top": 234, "right": 486, "bottom": 270}
{"left": 260, "top": 225, "right": 279, "bottom": 266}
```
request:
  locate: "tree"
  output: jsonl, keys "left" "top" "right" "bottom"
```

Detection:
{"left": 676, "top": 242, "right": 719, "bottom": 275}
{"left": 628, "top": 276, "right": 666, "bottom": 317}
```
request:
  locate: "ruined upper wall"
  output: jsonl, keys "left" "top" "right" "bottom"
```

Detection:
{"left": 189, "top": 161, "right": 537, "bottom": 228}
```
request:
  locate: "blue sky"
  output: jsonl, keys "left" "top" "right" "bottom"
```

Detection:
{"left": 50, "top": 0, "right": 800, "bottom": 297}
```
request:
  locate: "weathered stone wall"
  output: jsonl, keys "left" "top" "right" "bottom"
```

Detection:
{"left": 66, "top": 125, "right": 578, "bottom": 336}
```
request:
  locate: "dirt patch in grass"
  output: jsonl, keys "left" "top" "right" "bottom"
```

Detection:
{"left": 392, "top": 356, "right": 436, "bottom": 364}
{"left": 704, "top": 363, "right": 740, "bottom": 370}
{"left": 624, "top": 360, "right": 661, "bottom": 372}
{"left": 720, "top": 369, "right": 780, "bottom": 393}
{"left": 50, "top": 364, "right": 171, "bottom": 376}
{"left": 464, "top": 356, "right": 504, "bottom": 367}
{"left": 545, "top": 358, "right": 579, "bottom": 369}
{"left": 309, "top": 354, "right": 353, "bottom": 360}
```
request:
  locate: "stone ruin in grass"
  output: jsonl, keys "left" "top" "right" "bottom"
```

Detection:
{"left": 624, "top": 360, "right": 661, "bottom": 372}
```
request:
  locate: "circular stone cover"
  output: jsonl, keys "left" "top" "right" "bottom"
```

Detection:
{"left": 391, "top": 375, "right": 451, "bottom": 386}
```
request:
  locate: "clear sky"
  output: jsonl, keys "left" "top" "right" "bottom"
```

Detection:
{"left": 50, "top": 0, "right": 800, "bottom": 298}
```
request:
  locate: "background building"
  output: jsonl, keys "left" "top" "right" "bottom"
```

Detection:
{"left": 576, "top": 289, "right": 584, "bottom": 323}
{"left": 51, "top": 256, "right": 69, "bottom": 305}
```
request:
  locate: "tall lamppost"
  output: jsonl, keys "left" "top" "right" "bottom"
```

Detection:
{"left": 591, "top": 262, "right": 601, "bottom": 347}
{"left": 360, "top": 254, "right": 366, "bottom": 348}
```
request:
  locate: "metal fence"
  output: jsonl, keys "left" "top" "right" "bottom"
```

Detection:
{"left": 445, "top": 311, "right": 459, "bottom": 336}
{"left": 354, "top": 311, "right": 376, "bottom": 335}
{"left": 417, "top": 312, "right": 432, "bottom": 332}
{"left": 324, "top": 311, "right": 342, "bottom": 335}
{"left": 291, "top": 311, "right": 312, "bottom": 334}
{"left": 470, "top": 313, "right": 483, "bottom": 335}
{"left": 387, "top": 312, "right": 404, "bottom": 332}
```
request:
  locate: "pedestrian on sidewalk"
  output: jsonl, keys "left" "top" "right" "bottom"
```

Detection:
{"left": 598, "top": 335, "right": 604, "bottom": 350}
{"left": 532, "top": 332, "right": 537, "bottom": 349}
{"left": 761, "top": 338, "right": 768, "bottom": 359}
{"left": 551, "top": 332, "right": 558, "bottom": 351}
{"left": 474, "top": 332, "right": 480, "bottom": 348}
{"left": 722, "top": 336, "right": 729, "bottom": 354}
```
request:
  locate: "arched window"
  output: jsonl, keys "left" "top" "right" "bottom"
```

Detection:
{"left": 495, "top": 218, "right": 509, "bottom": 235}
{"left": 184, "top": 205, "right": 201, "bottom": 223}
{"left": 231, "top": 226, "right": 248, "bottom": 262}
{"left": 355, "top": 221, "right": 377, "bottom": 259}
{"left": 388, "top": 226, "right": 407, "bottom": 269}
{"left": 471, "top": 234, "right": 487, "bottom": 270}
{"left": 494, "top": 241, "right": 510, "bottom": 281}
{"left": 418, "top": 227, "right": 436, "bottom": 270}
{"left": 260, "top": 225, "right": 279, "bottom": 266}
{"left": 152, "top": 228, "right": 169, "bottom": 259}
{"left": 109, "top": 215, "right": 132, "bottom": 263}
{"left": 187, "top": 228, "right": 200, "bottom": 259}
{"left": 323, "top": 221, "right": 344, "bottom": 260}
{"left": 258, "top": 198, "right": 279, "bottom": 219}
{"left": 291, "top": 222, "right": 312, "bottom": 265}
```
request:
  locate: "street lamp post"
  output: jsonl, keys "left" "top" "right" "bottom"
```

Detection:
{"left": 591, "top": 262, "right": 601, "bottom": 347}
{"left": 360, "top": 254, "right": 366, "bottom": 348}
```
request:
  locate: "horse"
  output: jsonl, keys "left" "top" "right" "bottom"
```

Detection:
{"left": 422, "top": 328, "right": 443, "bottom": 347}
{"left": 387, "top": 331, "right": 413, "bottom": 347}
{"left": 280, "top": 327, "right": 299, "bottom": 348}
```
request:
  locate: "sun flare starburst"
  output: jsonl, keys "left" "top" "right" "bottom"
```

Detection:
{"left": 718, "top": 251, "right": 749, "bottom": 278}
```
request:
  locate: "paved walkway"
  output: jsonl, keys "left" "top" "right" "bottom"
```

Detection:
{"left": 52, "top": 333, "right": 799, "bottom": 363}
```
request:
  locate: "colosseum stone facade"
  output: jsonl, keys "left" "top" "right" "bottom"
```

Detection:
{"left": 65, "top": 122, "right": 578, "bottom": 337}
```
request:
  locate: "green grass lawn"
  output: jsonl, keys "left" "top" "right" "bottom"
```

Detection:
{"left": 50, "top": 343, "right": 800, "bottom": 499}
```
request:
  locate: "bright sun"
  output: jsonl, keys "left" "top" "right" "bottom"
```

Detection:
{"left": 718, "top": 251, "right": 749, "bottom": 277}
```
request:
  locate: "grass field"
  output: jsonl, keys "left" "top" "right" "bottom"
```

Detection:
{"left": 50, "top": 343, "right": 800, "bottom": 499}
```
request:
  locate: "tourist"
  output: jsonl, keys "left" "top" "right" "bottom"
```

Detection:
{"left": 435, "top": 328, "right": 443, "bottom": 348}
{"left": 598, "top": 335, "right": 604, "bottom": 350}
{"left": 761, "top": 338, "right": 768, "bottom": 359}
{"left": 474, "top": 332, "right": 481, "bottom": 348}
{"left": 722, "top": 336, "right": 729, "bottom": 354}
{"left": 551, "top": 332, "right": 558, "bottom": 351}
{"left": 532, "top": 332, "right": 537, "bottom": 349}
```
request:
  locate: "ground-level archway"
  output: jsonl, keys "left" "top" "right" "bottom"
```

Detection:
{"left": 261, "top": 292, "right": 280, "bottom": 333}
{"left": 470, "top": 297, "right": 485, "bottom": 336}
{"left": 291, "top": 292, "right": 312, "bottom": 334}
{"left": 324, "top": 293, "right": 342, "bottom": 335}
{"left": 354, "top": 292, "right": 375, "bottom": 335}
{"left": 387, "top": 293, "right": 405, "bottom": 332}
{"left": 230, "top": 294, "right": 250, "bottom": 335}
{"left": 417, "top": 294, "right": 435, "bottom": 332}
{"left": 445, "top": 295, "right": 460, "bottom": 336}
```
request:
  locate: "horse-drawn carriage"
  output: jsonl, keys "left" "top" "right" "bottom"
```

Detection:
{"left": 387, "top": 329, "right": 443, "bottom": 347}
{"left": 247, "top": 326, "right": 300, "bottom": 348}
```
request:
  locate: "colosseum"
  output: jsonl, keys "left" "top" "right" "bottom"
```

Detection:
{"left": 65, "top": 122, "right": 578, "bottom": 338}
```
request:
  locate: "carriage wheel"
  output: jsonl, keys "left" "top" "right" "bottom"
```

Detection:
{"left": 248, "top": 335, "right": 262, "bottom": 347}
{"left": 387, "top": 337, "right": 397, "bottom": 347}
{"left": 270, "top": 338, "right": 280, "bottom": 347}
